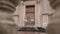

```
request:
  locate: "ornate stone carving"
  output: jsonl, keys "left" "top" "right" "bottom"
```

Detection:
{"left": 0, "top": 0, "right": 20, "bottom": 34}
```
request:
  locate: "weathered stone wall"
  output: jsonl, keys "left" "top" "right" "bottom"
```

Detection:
{"left": 46, "top": 0, "right": 60, "bottom": 34}
{"left": 0, "top": 0, "right": 20, "bottom": 34}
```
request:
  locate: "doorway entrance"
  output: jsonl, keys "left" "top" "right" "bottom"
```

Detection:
{"left": 25, "top": 5, "right": 35, "bottom": 26}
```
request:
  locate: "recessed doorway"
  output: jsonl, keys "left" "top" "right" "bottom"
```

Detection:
{"left": 24, "top": 5, "right": 35, "bottom": 26}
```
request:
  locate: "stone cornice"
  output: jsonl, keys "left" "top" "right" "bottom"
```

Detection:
{"left": 42, "top": 12, "right": 53, "bottom": 16}
{"left": 0, "top": 0, "right": 20, "bottom": 12}
{"left": 49, "top": 0, "right": 60, "bottom": 9}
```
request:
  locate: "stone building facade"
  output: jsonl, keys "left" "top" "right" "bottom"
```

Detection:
{"left": 13, "top": 0, "right": 55, "bottom": 34}
{"left": 13, "top": 0, "right": 54, "bottom": 28}
{"left": 0, "top": 0, "right": 60, "bottom": 34}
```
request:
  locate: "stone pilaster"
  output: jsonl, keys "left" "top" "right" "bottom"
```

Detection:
{"left": 42, "top": 0, "right": 53, "bottom": 28}
{"left": 0, "top": 0, "right": 20, "bottom": 34}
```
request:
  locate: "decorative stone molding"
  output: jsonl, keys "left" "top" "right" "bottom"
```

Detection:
{"left": 42, "top": 12, "right": 53, "bottom": 16}
{"left": 0, "top": 0, "right": 20, "bottom": 34}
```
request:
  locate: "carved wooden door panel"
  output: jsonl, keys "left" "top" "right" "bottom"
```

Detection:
{"left": 25, "top": 5, "right": 35, "bottom": 26}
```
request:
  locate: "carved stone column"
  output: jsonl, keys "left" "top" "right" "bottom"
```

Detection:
{"left": 0, "top": 0, "right": 20, "bottom": 34}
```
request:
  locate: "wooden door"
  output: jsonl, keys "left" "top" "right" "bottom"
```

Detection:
{"left": 25, "top": 5, "right": 35, "bottom": 26}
